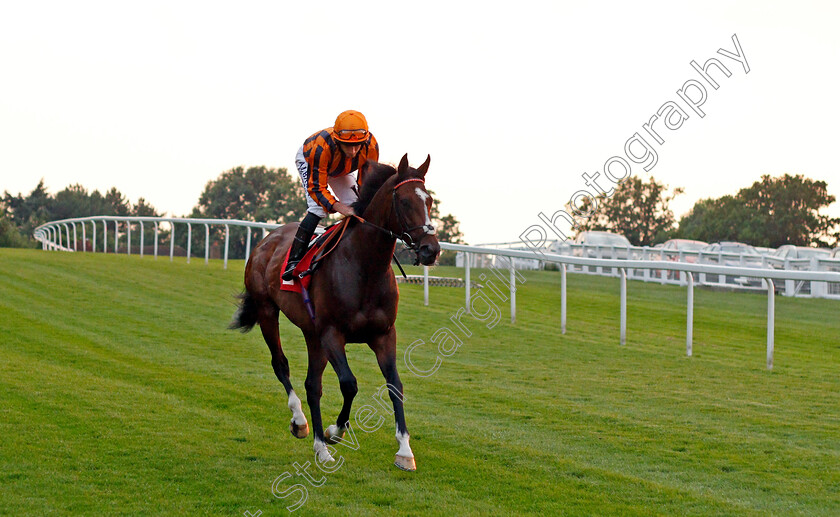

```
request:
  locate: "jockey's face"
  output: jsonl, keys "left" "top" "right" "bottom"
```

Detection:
{"left": 339, "top": 142, "right": 362, "bottom": 158}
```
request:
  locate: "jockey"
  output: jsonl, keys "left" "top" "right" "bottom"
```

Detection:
{"left": 282, "top": 110, "right": 380, "bottom": 281}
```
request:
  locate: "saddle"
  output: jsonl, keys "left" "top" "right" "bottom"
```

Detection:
{"left": 279, "top": 215, "right": 408, "bottom": 325}
{"left": 280, "top": 219, "right": 349, "bottom": 294}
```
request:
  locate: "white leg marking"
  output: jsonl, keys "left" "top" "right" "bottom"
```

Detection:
{"left": 395, "top": 431, "right": 414, "bottom": 458}
{"left": 314, "top": 438, "right": 335, "bottom": 463}
{"left": 415, "top": 188, "right": 437, "bottom": 234}
{"left": 326, "top": 424, "right": 345, "bottom": 438}
{"left": 288, "top": 390, "right": 307, "bottom": 425}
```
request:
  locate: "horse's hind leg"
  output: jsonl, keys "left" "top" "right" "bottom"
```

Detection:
{"left": 369, "top": 327, "right": 416, "bottom": 472}
{"left": 257, "top": 304, "right": 309, "bottom": 439}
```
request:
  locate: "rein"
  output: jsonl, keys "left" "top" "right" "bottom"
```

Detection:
{"left": 302, "top": 177, "right": 432, "bottom": 281}
{"left": 298, "top": 217, "right": 354, "bottom": 280}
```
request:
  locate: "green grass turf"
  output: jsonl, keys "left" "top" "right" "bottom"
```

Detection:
{"left": 1, "top": 247, "right": 838, "bottom": 516}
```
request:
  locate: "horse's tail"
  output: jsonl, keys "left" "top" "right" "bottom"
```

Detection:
{"left": 229, "top": 291, "right": 259, "bottom": 332}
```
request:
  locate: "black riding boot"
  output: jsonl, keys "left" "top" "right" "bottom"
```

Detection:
{"left": 282, "top": 212, "right": 321, "bottom": 281}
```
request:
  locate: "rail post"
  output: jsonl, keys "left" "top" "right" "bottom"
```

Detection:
{"left": 561, "top": 263, "right": 567, "bottom": 334}
{"left": 224, "top": 225, "right": 229, "bottom": 270}
{"left": 620, "top": 268, "right": 627, "bottom": 346}
{"left": 464, "top": 252, "right": 471, "bottom": 313}
{"left": 687, "top": 273, "right": 694, "bottom": 357}
{"left": 169, "top": 222, "right": 175, "bottom": 262}
{"left": 187, "top": 223, "right": 192, "bottom": 264}
{"left": 510, "top": 261, "right": 516, "bottom": 324}
{"left": 423, "top": 266, "right": 429, "bottom": 306}
{"left": 766, "top": 279, "right": 775, "bottom": 370}
{"left": 245, "top": 227, "right": 252, "bottom": 263}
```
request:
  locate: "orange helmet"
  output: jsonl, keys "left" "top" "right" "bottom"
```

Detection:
{"left": 333, "top": 110, "right": 369, "bottom": 143}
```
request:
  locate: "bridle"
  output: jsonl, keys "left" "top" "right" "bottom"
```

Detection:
{"left": 351, "top": 177, "right": 435, "bottom": 265}
{"left": 391, "top": 178, "right": 435, "bottom": 251}
{"left": 296, "top": 176, "right": 435, "bottom": 310}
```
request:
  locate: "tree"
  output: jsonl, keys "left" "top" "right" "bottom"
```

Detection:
{"left": 428, "top": 191, "right": 464, "bottom": 245}
{"left": 48, "top": 185, "right": 162, "bottom": 252}
{"left": 186, "top": 166, "right": 307, "bottom": 258}
{"left": 428, "top": 192, "right": 464, "bottom": 266}
{"left": 52, "top": 184, "right": 102, "bottom": 220}
{"left": 2, "top": 181, "right": 161, "bottom": 249}
{"left": 574, "top": 176, "right": 683, "bottom": 246}
{"left": 2, "top": 180, "right": 53, "bottom": 245}
{"left": 0, "top": 212, "right": 33, "bottom": 248}
{"left": 2, "top": 180, "right": 52, "bottom": 236}
{"left": 104, "top": 187, "right": 131, "bottom": 216}
{"left": 132, "top": 198, "right": 158, "bottom": 216}
{"left": 191, "top": 166, "right": 306, "bottom": 223}
{"left": 679, "top": 174, "right": 838, "bottom": 248}
{"left": 675, "top": 195, "right": 745, "bottom": 243}
{"left": 739, "top": 174, "right": 837, "bottom": 247}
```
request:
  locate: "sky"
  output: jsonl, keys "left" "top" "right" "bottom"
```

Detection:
{"left": 2, "top": 0, "right": 839, "bottom": 245}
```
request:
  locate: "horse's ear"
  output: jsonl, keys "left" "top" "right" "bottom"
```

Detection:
{"left": 397, "top": 154, "right": 409, "bottom": 177}
{"left": 417, "top": 154, "right": 431, "bottom": 177}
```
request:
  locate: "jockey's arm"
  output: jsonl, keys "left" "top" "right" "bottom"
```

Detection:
{"left": 332, "top": 202, "right": 355, "bottom": 217}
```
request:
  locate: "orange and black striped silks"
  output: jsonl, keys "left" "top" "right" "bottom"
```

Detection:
{"left": 302, "top": 128, "right": 380, "bottom": 212}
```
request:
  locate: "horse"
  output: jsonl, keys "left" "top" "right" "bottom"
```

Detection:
{"left": 229, "top": 154, "right": 440, "bottom": 471}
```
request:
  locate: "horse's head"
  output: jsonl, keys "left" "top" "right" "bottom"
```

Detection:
{"left": 392, "top": 154, "right": 441, "bottom": 266}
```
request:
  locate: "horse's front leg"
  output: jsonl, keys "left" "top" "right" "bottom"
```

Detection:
{"left": 302, "top": 333, "right": 333, "bottom": 464}
{"left": 369, "top": 327, "right": 416, "bottom": 472}
{"left": 321, "top": 327, "right": 358, "bottom": 446}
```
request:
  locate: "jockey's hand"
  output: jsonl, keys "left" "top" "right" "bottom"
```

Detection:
{"left": 333, "top": 202, "right": 356, "bottom": 217}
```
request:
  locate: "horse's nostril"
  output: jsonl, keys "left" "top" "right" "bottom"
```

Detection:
{"left": 417, "top": 243, "right": 439, "bottom": 265}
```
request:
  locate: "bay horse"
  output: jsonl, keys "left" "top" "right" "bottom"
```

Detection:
{"left": 230, "top": 154, "right": 440, "bottom": 471}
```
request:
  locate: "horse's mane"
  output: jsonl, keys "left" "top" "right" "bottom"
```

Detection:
{"left": 351, "top": 161, "right": 397, "bottom": 216}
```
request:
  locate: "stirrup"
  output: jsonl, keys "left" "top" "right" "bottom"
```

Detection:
{"left": 282, "top": 261, "right": 299, "bottom": 282}
{"left": 282, "top": 235, "right": 310, "bottom": 282}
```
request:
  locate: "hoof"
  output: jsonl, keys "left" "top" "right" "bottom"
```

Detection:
{"left": 394, "top": 454, "right": 416, "bottom": 472}
{"left": 290, "top": 419, "right": 309, "bottom": 439}
{"left": 315, "top": 444, "right": 335, "bottom": 463}
{"left": 324, "top": 425, "right": 346, "bottom": 445}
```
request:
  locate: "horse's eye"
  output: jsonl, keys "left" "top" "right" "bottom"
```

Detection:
{"left": 400, "top": 199, "right": 411, "bottom": 209}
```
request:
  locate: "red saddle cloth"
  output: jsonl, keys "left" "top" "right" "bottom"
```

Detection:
{"left": 279, "top": 223, "right": 343, "bottom": 294}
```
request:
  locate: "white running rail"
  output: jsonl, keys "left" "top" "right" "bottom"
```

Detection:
{"left": 34, "top": 215, "right": 280, "bottom": 269}
{"left": 34, "top": 216, "right": 840, "bottom": 370}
